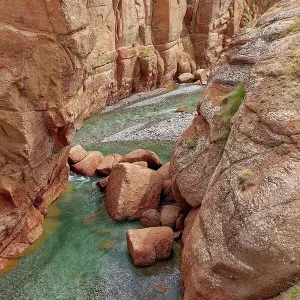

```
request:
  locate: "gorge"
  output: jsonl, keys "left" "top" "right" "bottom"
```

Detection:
{"left": 1, "top": 0, "right": 300, "bottom": 299}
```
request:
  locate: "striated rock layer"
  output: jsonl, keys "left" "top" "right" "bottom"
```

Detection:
{"left": 0, "top": 0, "right": 276, "bottom": 268}
{"left": 171, "top": 0, "right": 300, "bottom": 299}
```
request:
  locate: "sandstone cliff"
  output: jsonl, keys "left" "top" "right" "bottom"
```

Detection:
{"left": 171, "top": 0, "right": 300, "bottom": 298}
{"left": 0, "top": 0, "right": 276, "bottom": 271}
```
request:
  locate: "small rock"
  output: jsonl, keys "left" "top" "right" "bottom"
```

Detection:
{"left": 176, "top": 107, "right": 189, "bottom": 112}
{"left": 68, "top": 145, "right": 87, "bottom": 164}
{"left": 194, "top": 80, "right": 201, "bottom": 85}
{"left": 140, "top": 209, "right": 160, "bottom": 227}
{"left": 178, "top": 73, "right": 195, "bottom": 83}
{"left": 155, "top": 284, "right": 166, "bottom": 293}
{"left": 160, "top": 205, "right": 181, "bottom": 228}
{"left": 126, "top": 227, "right": 174, "bottom": 266}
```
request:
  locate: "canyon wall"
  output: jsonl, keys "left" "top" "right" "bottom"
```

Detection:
{"left": 0, "top": 0, "right": 276, "bottom": 271}
{"left": 171, "top": 0, "right": 300, "bottom": 298}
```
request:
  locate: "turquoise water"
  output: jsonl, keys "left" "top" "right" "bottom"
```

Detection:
{"left": 0, "top": 87, "right": 202, "bottom": 300}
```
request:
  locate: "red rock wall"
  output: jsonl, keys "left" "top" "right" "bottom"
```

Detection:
{"left": 0, "top": 0, "right": 268, "bottom": 262}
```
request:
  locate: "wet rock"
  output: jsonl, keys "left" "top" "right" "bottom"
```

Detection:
{"left": 126, "top": 227, "right": 174, "bottom": 266}
{"left": 106, "top": 163, "right": 163, "bottom": 221}
{"left": 72, "top": 151, "right": 103, "bottom": 177}
{"left": 194, "top": 69, "right": 208, "bottom": 85}
{"left": 160, "top": 205, "right": 181, "bottom": 228}
{"left": 178, "top": 73, "right": 195, "bottom": 83}
{"left": 68, "top": 145, "right": 87, "bottom": 164}
{"left": 120, "top": 149, "right": 162, "bottom": 170}
{"left": 96, "top": 177, "right": 109, "bottom": 191}
{"left": 139, "top": 209, "right": 160, "bottom": 227}
{"left": 96, "top": 153, "right": 122, "bottom": 176}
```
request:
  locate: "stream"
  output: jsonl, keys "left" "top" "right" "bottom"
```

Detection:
{"left": 0, "top": 85, "right": 203, "bottom": 300}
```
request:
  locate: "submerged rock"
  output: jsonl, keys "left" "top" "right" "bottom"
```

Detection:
{"left": 126, "top": 227, "right": 174, "bottom": 267}
{"left": 120, "top": 149, "right": 162, "bottom": 170}
{"left": 105, "top": 163, "right": 163, "bottom": 221}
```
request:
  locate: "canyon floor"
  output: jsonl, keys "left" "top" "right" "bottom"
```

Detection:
{"left": 0, "top": 85, "right": 202, "bottom": 300}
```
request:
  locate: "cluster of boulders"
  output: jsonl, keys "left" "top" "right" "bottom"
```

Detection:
{"left": 68, "top": 146, "right": 185, "bottom": 267}
{"left": 178, "top": 69, "right": 208, "bottom": 85}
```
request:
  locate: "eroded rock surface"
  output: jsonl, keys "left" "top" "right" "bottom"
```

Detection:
{"left": 171, "top": 1, "right": 300, "bottom": 299}
{"left": 0, "top": 0, "right": 277, "bottom": 267}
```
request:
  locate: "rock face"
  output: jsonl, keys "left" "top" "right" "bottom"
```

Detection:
{"left": 171, "top": 1, "right": 300, "bottom": 299}
{"left": 126, "top": 227, "right": 174, "bottom": 266}
{"left": 105, "top": 163, "right": 163, "bottom": 221}
{"left": 0, "top": 0, "right": 277, "bottom": 265}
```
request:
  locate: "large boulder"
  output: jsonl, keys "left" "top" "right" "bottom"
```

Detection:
{"left": 120, "top": 149, "right": 162, "bottom": 170}
{"left": 72, "top": 151, "right": 103, "bottom": 176}
{"left": 68, "top": 145, "right": 87, "bottom": 164}
{"left": 105, "top": 163, "right": 163, "bottom": 221}
{"left": 139, "top": 209, "right": 160, "bottom": 227}
{"left": 126, "top": 227, "right": 174, "bottom": 266}
{"left": 178, "top": 73, "right": 195, "bottom": 83}
{"left": 96, "top": 153, "right": 122, "bottom": 176}
{"left": 160, "top": 205, "right": 181, "bottom": 228}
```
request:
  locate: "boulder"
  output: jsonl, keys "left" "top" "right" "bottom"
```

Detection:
{"left": 178, "top": 73, "right": 195, "bottom": 83}
{"left": 194, "top": 69, "right": 208, "bottom": 84}
{"left": 96, "top": 177, "right": 109, "bottom": 191}
{"left": 139, "top": 209, "right": 160, "bottom": 227}
{"left": 161, "top": 180, "right": 175, "bottom": 202}
{"left": 72, "top": 151, "right": 103, "bottom": 176}
{"left": 157, "top": 162, "right": 171, "bottom": 181}
{"left": 68, "top": 145, "right": 87, "bottom": 164}
{"left": 105, "top": 163, "right": 163, "bottom": 221}
{"left": 133, "top": 161, "right": 148, "bottom": 168}
{"left": 126, "top": 227, "right": 174, "bottom": 266}
{"left": 160, "top": 205, "right": 181, "bottom": 228}
{"left": 96, "top": 153, "right": 122, "bottom": 176}
{"left": 120, "top": 149, "right": 162, "bottom": 170}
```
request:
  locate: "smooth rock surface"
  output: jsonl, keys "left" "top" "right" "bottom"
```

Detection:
{"left": 126, "top": 227, "right": 174, "bottom": 266}
{"left": 106, "top": 163, "right": 163, "bottom": 221}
